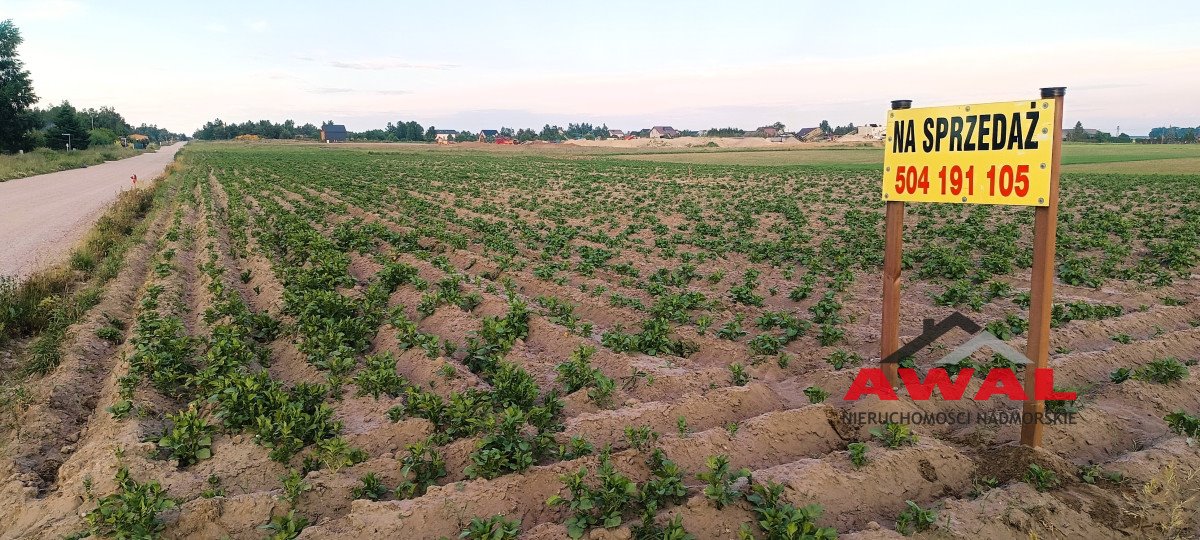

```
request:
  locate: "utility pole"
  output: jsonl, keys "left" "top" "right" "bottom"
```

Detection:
{"left": 62, "top": 133, "right": 72, "bottom": 151}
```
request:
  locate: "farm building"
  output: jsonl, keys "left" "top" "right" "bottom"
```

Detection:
{"left": 494, "top": 136, "right": 515, "bottom": 145}
{"left": 433, "top": 129, "right": 458, "bottom": 143}
{"left": 755, "top": 126, "right": 780, "bottom": 137}
{"left": 478, "top": 130, "right": 499, "bottom": 142}
{"left": 649, "top": 126, "right": 680, "bottom": 138}
{"left": 320, "top": 124, "right": 348, "bottom": 143}
{"left": 608, "top": 129, "right": 625, "bottom": 138}
{"left": 795, "top": 127, "right": 823, "bottom": 141}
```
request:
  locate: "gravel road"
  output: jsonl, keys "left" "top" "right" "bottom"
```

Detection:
{"left": 0, "top": 143, "right": 185, "bottom": 280}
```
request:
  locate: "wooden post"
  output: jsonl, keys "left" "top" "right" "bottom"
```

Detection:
{"left": 1020, "top": 87, "right": 1066, "bottom": 448}
{"left": 881, "top": 99, "right": 911, "bottom": 387}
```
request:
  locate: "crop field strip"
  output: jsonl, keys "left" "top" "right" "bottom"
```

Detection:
{"left": 2, "top": 143, "right": 1198, "bottom": 539}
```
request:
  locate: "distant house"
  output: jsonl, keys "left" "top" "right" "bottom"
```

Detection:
{"left": 795, "top": 127, "right": 823, "bottom": 141}
{"left": 756, "top": 126, "right": 780, "bottom": 138}
{"left": 433, "top": 129, "right": 458, "bottom": 143}
{"left": 608, "top": 129, "right": 625, "bottom": 139}
{"left": 320, "top": 124, "right": 348, "bottom": 143}
{"left": 478, "top": 129, "right": 499, "bottom": 142}
{"left": 649, "top": 126, "right": 679, "bottom": 139}
{"left": 1063, "top": 128, "right": 1101, "bottom": 141}
{"left": 494, "top": 136, "right": 515, "bottom": 145}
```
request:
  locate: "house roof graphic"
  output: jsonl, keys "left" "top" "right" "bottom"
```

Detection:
{"left": 883, "top": 312, "right": 1031, "bottom": 365}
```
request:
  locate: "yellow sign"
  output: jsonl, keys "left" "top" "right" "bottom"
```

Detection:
{"left": 882, "top": 99, "right": 1057, "bottom": 206}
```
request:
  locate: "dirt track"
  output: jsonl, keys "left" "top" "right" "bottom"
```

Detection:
{"left": 0, "top": 143, "right": 185, "bottom": 280}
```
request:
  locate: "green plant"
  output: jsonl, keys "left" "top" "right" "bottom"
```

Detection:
{"left": 745, "top": 481, "right": 836, "bottom": 539}
{"left": 697, "top": 455, "right": 750, "bottom": 509}
{"left": 895, "top": 500, "right": 937, "bottom": 535}
{"left": 676, "top": 416, "right": 689, "bottom": 437}
{"left": 84, "top": 468, "right": 176, "bottom": 539}
{"left": 1165, "top": 410, "right": 1199, "bottom": 439}
{"left": 1133, "top": 358, "right": 1187, "bottom": 384}
{"left": 459, "top": 514, "right": 521, "bottom": 539}
{"left": 848, "top": 442, "right": 868, "bottom": 467}
{"left": 803, "top": 386, "right": 828, "bottom": 404}
{"left": 200, "top": 474, "right": 224, "bottom": 498}
{"left": 1079, "top": 464, "right": 1102, "bottom": 484}
{"left": 1110, "top": 367, "right": 1132, "bottom": 383}
{"left": 624, "top": 425, "right": 659, "bottom": 452}
{"left": 825, "top": 349, "right": 861, "bottom": 370}
{"left": 395, "top": 439, "right": 447, "bottom": 499}
{"left": 351, "top": 472, "right": 389, "bottom": 501}
{"left": 155, "top": 405, "right": 214, "bottom": 466}
{"left": 1111, "top": 333, "right": 1132, "bottom": 344}
{"left": 353, "top": 352, "right": 407, "bottom": 399}
{"left": 870, "top": 422, "right": 917, "bottom": 449}
{"left": 548, "top": 457, "right": 640, "bottom": 539}
{"left": 729, "top": 362, "right": 750, "bottom": 386}
{"left": 314, "top": 437, "right": 368, "bottom": 472}
{"left": 280, "top": 469, "right": 310, "bottom": 508}
{"left": 1024, "top": 463, "right": 1060, "bottom": 492}
{"left": 260, "top": 510, "right": 309, "bottom": 540}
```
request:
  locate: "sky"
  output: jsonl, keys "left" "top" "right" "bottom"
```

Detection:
{"left": 5, "top": 0, "right": 1199, "bottom": 135}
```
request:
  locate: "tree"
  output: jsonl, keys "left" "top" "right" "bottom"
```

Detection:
{"left": 819, "top": 120, "right": 832, "bottom": 134}
{"left": 1070, "top": 121, "right": 1086, "bottom": 142}
{"left": 516, "top": 128, "right": 536, "bottom": 142}
{"left": 424, "top": 125, "right": 437, "bottom": 141}
{"left": 53, "top": 101, "right": 90, "bottom": 150}
{"left": 0, "top": 20, "right": 38, "bottom": 153}
{"left": 771, "top": 121, "right": 785, "bottom": 132}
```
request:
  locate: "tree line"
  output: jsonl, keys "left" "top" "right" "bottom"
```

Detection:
{"left": 0, "top": 20, "right": 184, "bottom": 153}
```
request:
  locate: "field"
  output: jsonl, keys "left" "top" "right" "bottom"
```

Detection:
{"left": 1, "top": 142, "right": 1199, "bottom": 539}
{"left": 614, "top": 142, "right": 1200, "bottom": 173}
{"left": 0, "top": 145, "right": 148, "bottom": 183}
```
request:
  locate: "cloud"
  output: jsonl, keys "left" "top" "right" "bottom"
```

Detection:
{"left": 376, "top": 90, "right": 412, "bottom": 95}
{"left": 309, "top": 87, "right": 355, "bottom": 94}
{"left": 247, "top": 20, "right": 269, "bottom": 33}
{"left": 204, "top": 23, "right": 230, "bottom": 33}
{"left": 327, "top": 58, "right": 458, "bottom": 71}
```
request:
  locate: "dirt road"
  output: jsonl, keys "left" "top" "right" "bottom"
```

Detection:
{"left": 0, "top": 143, "right": 185, "bottom": 280}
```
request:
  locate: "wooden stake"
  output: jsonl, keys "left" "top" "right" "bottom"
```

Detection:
{"left": 1021, "top": 87, "right": 1066, "bottom": 448}
{"left": 881, "top": 99, "right": 911, "bottom": 387}
{"left": 881, "top": 200, "right": 905, "bottom": 387}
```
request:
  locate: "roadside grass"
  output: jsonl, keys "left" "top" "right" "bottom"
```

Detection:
{"left": 0, "top": 145, "right": 148, "bottom": 183}
{"left": 0, "top": 162, "right": 178, "bottom": 378}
